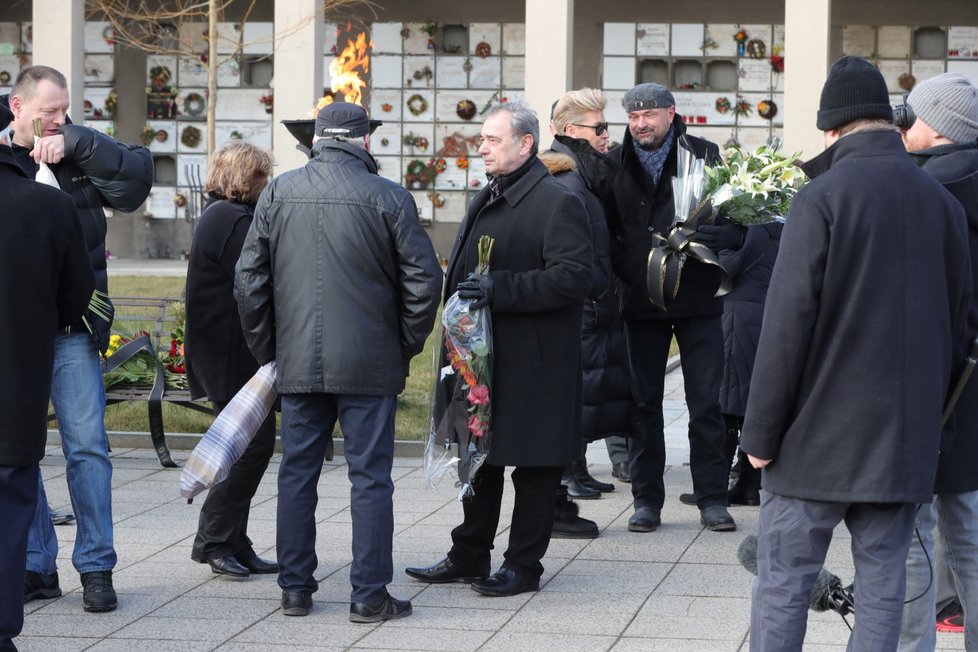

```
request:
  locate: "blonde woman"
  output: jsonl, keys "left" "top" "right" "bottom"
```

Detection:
{"left": 184, "top": 141, "right": 277, "bottom": 578}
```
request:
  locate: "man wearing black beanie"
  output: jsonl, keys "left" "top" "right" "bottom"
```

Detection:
{"left": 740, "top": 56, "right": 973, "bottom": 650}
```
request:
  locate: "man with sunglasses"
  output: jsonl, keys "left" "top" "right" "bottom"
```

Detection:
{"left": 606, "top": 82, "right": 742, "bottom": 534}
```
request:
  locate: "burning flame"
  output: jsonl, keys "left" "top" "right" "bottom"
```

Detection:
{"left": 314, "top": 29, "right": 372, "bottom": 115}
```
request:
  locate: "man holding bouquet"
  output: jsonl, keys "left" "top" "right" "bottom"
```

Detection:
{"left": 406, "top": 101, "right": 593, "bottom": 597}
{"left": 606, "top": 82, "right": 741, "bottom": 533}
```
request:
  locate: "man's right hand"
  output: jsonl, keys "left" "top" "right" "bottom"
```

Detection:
{"left": 32, "top": 134, "right": 66, "bottom": 165}
{"left": 748, "top": 454, "right": 771, "bottom": 469}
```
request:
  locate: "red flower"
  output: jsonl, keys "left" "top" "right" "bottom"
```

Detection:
{"left": 467, "top": 384, "right": 489, "bottom": 405}
{"left": 467, "top": 415, "right": 488, "bottom": 438}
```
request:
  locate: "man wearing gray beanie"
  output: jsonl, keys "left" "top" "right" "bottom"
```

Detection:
{"left": 740, "top": 56, "right": 972, "bottom": 651}
{"left": 897, "top": 72, "right": 978, "bottom": 652}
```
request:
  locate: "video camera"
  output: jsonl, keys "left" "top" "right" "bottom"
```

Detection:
{"left": 893, "top": 92, "right": 916, "bottom": 129}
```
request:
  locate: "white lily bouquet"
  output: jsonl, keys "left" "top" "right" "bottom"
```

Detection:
{"left": 704, "top": 144, "right": 807, "bottom": 225}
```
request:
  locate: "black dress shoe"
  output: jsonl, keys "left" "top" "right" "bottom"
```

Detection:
{"left": 611, "top": 462, "right": 631, "bottom": 483}
{"left": 471, "top": 568, "right": 539, "bottom": 597}
{"left": 207, "top": 555, "right": 251, "bottom": 578}
{"left": 700, "top": 505, "right": 737, "bottom": 532}
{"left": 236, "top": 549, "right": 279, "bottom": 574}
{"left": 349, "top": 593, "right": 412, "bottom": 623}
{"left": 281, "top": 590, "right": 313, "bottom": 616}
{"left": 679, "top": 492, "right": 697, "bottom": 506}
{"left": 627, "top": 507, "right": 661, "bottom": 532}
{"left": 560, "top": 471, "right": 601, "bottom": 500}
{"left": 570, "top": 460, "right": 615, "bottom": 493}
{"left": 405, "top": 556, "right": 487, "bottom": 584}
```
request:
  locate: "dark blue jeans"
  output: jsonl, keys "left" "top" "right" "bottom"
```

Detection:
{"left": 624, "top": 315, "right": 728, "bottom": 511}
{"left": 277, "top": 393, "right": 396, "bottom": 604}
{"left": 1, "top": 464, "right": 39, "bottom": 651}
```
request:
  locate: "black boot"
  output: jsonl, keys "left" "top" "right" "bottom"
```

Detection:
{"left": 561, "top": 467, "right": 601, "bottom": 499}
{"left": 571, "top": 458, "right": 615, "bottom": 493}
{"left": 728, "top": 452, "right": 761, "bottom": 506}
{"left": 551, "top": 488, "right": 598, "bottom": 539}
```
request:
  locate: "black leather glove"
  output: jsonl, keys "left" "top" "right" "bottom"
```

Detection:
{"left": 693, "top": 223, "right": 746, "bottom": 252}
{"left": 456, "top": 272, "right": 494, "bottom": 309}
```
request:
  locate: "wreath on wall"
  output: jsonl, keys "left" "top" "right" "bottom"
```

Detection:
{"left": 746, "top": 39, "right": 767, "bottom": 59}
{"left": 715, "top": 97, "right": 731, "bottom": 114}
{"left": 181, "top": 125, "right": 202, "bottom": 148}
{"left": 183, "top": 92, "right": 205, "bottom": 117}
{"left": 474, "top": 41, "right": 492, "bottom": 58}
{"left": 456, "top": 99, "right": 477, "bottom": 120}
{"left": 140, "top": 125, "right": 155, "bottom": 147}
{"left": 406, "top": 93, "right": 428, "bottom": 116}
{"left": 758, "top": 99, "right": 777, "bottom": 120}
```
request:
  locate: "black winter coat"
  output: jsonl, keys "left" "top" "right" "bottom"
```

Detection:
{"left": 0, "top": 95, "right": 154, "bottom": 352}
{"left": 445, "top": 157, "right": 593, "bottom": 467}
{"left": 236, "top": 140, "right": 442, "bottom": 396}
{"left": 607, "top": 116, "right": 722, "bottom": 320}
{"left": 741, "top": 130, "right": 972, "bottom": 504}
{"left": 0, "top": 147, "right": 94, "bottom": 466}
{"left": 912, "top": 142, "right": 978, "bottom": 495}
{"left": 542, "top": 137, "right": 633, "bottom": 443}
{"left": 185, "top": 198, "right": 261, "bottom": 402}
{"left": 718, "top": 221, "right": 782, "bottom": 417}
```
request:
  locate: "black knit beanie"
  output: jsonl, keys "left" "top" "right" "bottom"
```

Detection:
{"left": 816, "top": 56, "right": 893, "bottom": 131}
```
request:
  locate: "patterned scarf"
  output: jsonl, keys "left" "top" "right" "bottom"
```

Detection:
{"left": 632, "top": 126, "right": 674, "bottom": 187}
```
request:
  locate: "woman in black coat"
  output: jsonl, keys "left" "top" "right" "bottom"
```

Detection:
{"left": 184, "top": 142, "right": 278, "bottom": 579}
{"left": 718, "top": 221, "right": 782, "bottom": 505}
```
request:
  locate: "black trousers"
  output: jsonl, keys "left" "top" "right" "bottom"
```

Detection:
{"left": 448, "top": 464, "right": 563, "bottom": 579}
{"left": 624, "top": 315, "right": 728, "bottom": 510}
{"left": 191, "top": 402, "right": 277, "bottom": 562}
{"left": 0, "top": 464, "right": 37, "bottom": 651}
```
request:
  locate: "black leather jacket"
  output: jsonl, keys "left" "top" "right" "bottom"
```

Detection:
{"left": 235, "top": 139, "right": 442, "bottom": 395}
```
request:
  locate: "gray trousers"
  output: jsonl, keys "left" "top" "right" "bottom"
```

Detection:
{"left": 751, "top": 491, "right": 916, "bottom": 652}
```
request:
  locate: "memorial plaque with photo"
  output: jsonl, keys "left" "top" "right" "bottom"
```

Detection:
{"left": 704, "top": 93, "right": 736, "bottom": 126}
{"left": 435, "top": 165, "right": 466, "bottom": 190}
{"left": 737, "top": 93, "right": 774, "bottom": 127}
{"left": 843, "top": 25, "right": 876, "bottom": 58}
{"left": 674, "top": 92, "right": 715, "bottom": 126}
{"left": 403, "top": 89, "right": 434, "bottom": 122}
{"left": 147, "top": 57, "right": 178, "bottom": 120}
{"left": 502, "top": 23, "right": 525, "bottom": 55}
{"left": 213, "top": 22, "right": 241, "bottom": 55}
{"left": 636, "top": 23, "right": 669, "bottom": 56}
{"left": 216, "top": 122, "right": 271, "bottom": 150}
{"left": 371, "top": 123, "right": 402, "bottom": 156}
{"left": 402, "top": 23, "right": 431, "bottom": 55}
{"left": 740, "top": 24, "right": 772, "bottom": 47}
{"left": 83, "top": 120, "right": 115, "bottom": 137}
{"left": 878, "top": 26, "right": 912, "bottom": 59}
{"left": 178, "top": 57, "right": 208, "bottom": 87}
{"left": 371, "top": 23, "right": 402, "bottom": 55}
{"left": 83, "top": 87, "right": 114, "bottom": 120}
{"left": 375, "top": 156, "right": 402, "bottom": 185}
{"left": 145, "top": 187, "right": 177, "bottom": 220}
{"left": 947, "top": 26, "right": 978, "bottom": 59}
{"left": 147, "top": 120, "right": 177, "bottom": 154}
{"left": 435, "top": 190, "right": 467, "bottom": 224}
{"left": 216, "top": 58, "right": 241, "bottom": 87}
{"left": 410, "top": 190, "right": 433, "bottom": 222}
{"left": 176, "top": 88, "right": 208, "bottom": 120}
{"left": 469, "top": 23, "right": 501, "bottom": 57}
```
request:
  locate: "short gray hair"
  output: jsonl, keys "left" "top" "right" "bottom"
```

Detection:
{"left": 312, "top": 134, "right": 366, "bottom": 150}
{"left": 485, "top": 100, "right": 539, "bottom": 155}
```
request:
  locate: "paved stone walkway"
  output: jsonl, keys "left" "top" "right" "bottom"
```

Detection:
{"left": 22, "top": 369, "right": 965, "bottom": 651}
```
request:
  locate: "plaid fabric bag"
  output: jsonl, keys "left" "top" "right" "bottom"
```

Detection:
{"left": 180, "top": 361, "right": 277, "bottom": 501}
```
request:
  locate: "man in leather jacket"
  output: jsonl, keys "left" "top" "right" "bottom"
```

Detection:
{"left": 235, "top": 101, "right": 441, "bottom": 622}
{"left": 4, "top": 65, "right": 153, "bottom": 613}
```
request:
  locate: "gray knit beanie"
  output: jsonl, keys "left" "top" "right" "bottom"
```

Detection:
{"left": 907, "top": 73, "right": 978, "bottom": 144}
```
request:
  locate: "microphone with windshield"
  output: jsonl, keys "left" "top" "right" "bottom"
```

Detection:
{"left": 737, "top": 534, "right": 855, "bottom": 616}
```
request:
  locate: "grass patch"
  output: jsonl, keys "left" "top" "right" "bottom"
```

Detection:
{"left": 99, "top": 276, "right": 436, "bottom": 441}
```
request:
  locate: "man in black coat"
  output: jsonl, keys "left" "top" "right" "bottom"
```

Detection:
{"left": 740, "top": 56, "right": 972, "bottom": 651}
{"left": 236, "top": 102, "right": 442, "bottom": 621}
{"left": 0, "top": 122, "right": 94, "bottom": 652}
{"left": 405, "top": 101, "right": 593, "bottom": 597}
{"left": 897, "top": 72, "right": 978, "bottom": 651}
{"left": 4, "top": 65, "right": 152, "bottom": 613}
{"left": 607, "top": 82, "right": 741, "bottom": 533}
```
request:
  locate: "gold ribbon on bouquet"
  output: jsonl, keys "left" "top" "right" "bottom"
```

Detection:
{"left": 646, "top": 197, "right": 732, "bottom": 311}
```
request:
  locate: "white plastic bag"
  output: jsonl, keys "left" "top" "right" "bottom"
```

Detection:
{"left": 34, "top": 135, "right": 60, "bottom": 189}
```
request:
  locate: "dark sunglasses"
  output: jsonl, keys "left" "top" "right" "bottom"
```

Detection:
{"left": 570, "top": 122, "right": 609, "bottom": 136}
